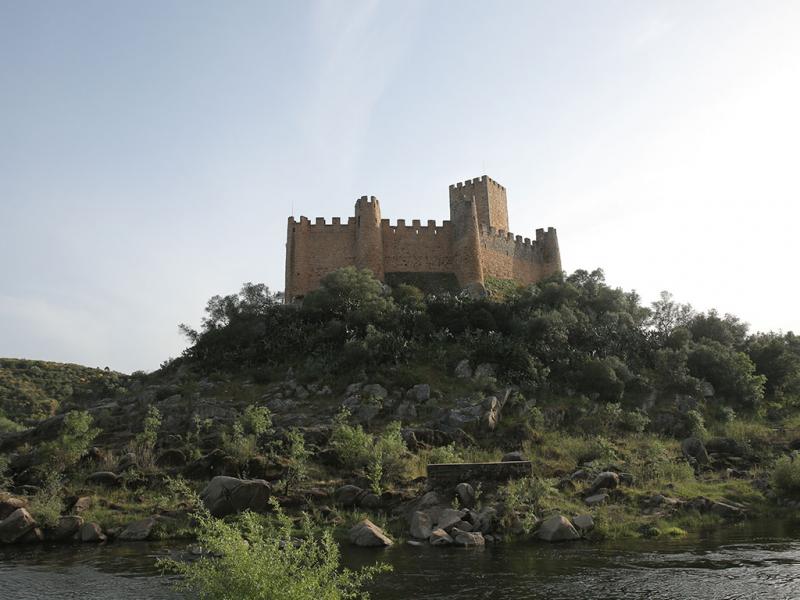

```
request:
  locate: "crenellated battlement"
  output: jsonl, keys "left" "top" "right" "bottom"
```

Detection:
{"left": 449, "top": 174, "right": 506, "bottom": 191}
{"left": 288, "top": 215, "right": 356, "bottom": 229}
{"left": 285, "top": 175, "right": 561, "bottom": 301}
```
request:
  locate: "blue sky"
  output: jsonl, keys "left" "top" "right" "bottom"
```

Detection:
{"left": 2, "top": 1, "right": 799, "bottom": 373}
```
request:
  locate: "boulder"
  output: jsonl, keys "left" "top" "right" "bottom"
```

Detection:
{"left": 117, "top": 453, "right": 138, "bottom": 472}
{"left": 334, "top": 485, "right": 365, "bottom": 508}
{"left": 0, "top": 496, "right": 27, "bottom": 520}
{"left": 571, "top": 514, "right": 594, "bottom": 533}
{"left": 410, "top": 511, "right": 433, "bottom": 539}
{"left": 200, "top": 476, "right": 271, "bottom": 517}
{"left": 451, "top": 528, "right": 485, "bottom": 547}
{"left": 156, "top": 449, "right": 187, "bottom": 467}
{"left": 474, "top": 363, "right": 496, "bottom": 379}
{"left": 536, "top": 515, "right": 581, "bottom": 542}
{"left": 588, "top": 471, "right": 620, "bottom": 495}
{"left": 436, "top": 508, "right": 466, "bottom": 531}
{"left": 361, "top": 384, "right": 388, "bottom": 401}
{"left": 0, "top": 508, "right": 36, "bottom": 544}
{"left": 501, "top": 451, "right": 526, "bottom": 463}
{"left": 429, "top": 528, "right": 453, "bottom": 546}
{"left": 358, "top": 493, "right": 381, "bottom": 510}
{"left": 72, "top": 496, "right": 93, "bottom": 514}
{"left": 79, "top": 522, "right": 106, "bottom": 543}
{"left": 19, "top": 527, "right": 44, "bottom": 543}
{"left": 117, "top": 517, "right": 158, "bottom": 541}
{"left": 410, "top": 384, "right": 431, "bottom": 403}
{"left": 585, "top": 493, "right": 608, "bottom": 507}
{"left": 455, "top": 483, "right": 476, "bottom": 508}
{"left": 395, "top": 401, "right": 417, "bottom": 420}
{"left": 47, "top": 516, "right": 84, "bottom": 541}
{"left": 454, "top": 360, "right": 472, "bottom": 379}
{"left": 349, "top": 519, "right": 392, "bottom": 547}
{"left": 705, "top": 437, "right": 746, "bottom": 457}
{"left": 681, "top": 437, "right": 709, "bottom": 466}
{"left": 86, "top": 471, "right": 121, "bottom": 487}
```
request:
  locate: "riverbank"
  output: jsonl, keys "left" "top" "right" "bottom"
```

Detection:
{"left": 2, "top": 518, "right": 799, "bottom": 600}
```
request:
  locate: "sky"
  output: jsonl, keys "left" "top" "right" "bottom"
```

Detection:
{"left": 1, "top": 1, "right": 799, "bottom": 373}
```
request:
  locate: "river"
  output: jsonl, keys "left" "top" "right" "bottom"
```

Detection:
{"left": 1, "top": 520, "right": 798, "bottom": 599}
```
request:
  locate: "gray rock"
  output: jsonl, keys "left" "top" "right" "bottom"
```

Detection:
{"left": 681, "top": 437, "right": 709, "bottom": 466}
{"left": 705, "top": 437, "right": 746, "bottom": 457}
{"left": 200, "top": 476, "right": 271, "bottom": 517}
{"left": 359, "top": 493, "right": 381, "bottom": 510}
{"left": 349, "top": 519, "right": 393, "bottom": 547}
{"left": 345, "top": 382, "right": 363, "bottom": 396}
{"left": 452, "top": 528, "right": 485, "bottom": 547}
{"left": 395, "top": 401, "right": 417, "bottom": 420}
{"left": 536, "top": 515, "right": 581, "bottom": 542}
{"left": 156, "top": 448, "right": 187, "bottom": 467}
{"left": 0, "top": 508, "right": 36, "bottom": 544}
{"left": 47, "top": 516, "right": 84, "bottom": 541}
{"left": 474, "top": 363, "right": 496, "bottom": 379}
{"left": 428, "top": 528, "right": 453, "bottom": 546}
{"left": 79, "top": 522, "right": 106, "bottom": 543}
{"left": 456, "top": 482, "right": 476, "bottom": 508}
{"left": 410, "top": 384, "right": 431, "bottom": 402}
{"left": 436, "top": 508, "right": 466, "bottom": 531}
{"left": 410, "top": 511, "right": 433, "bottom": 539}
{"left": 584, "top": 493, "right": 608, "bottom": 507}
{"left": 454, "top": 359, "right": 472, "bottom": 379}
{"left": 86, "top": 471, "right": 121, "bottom": 487}
{"left": 361, "top": 384, "right": 388, "bottom": 401}
{"left": 118, "top": 517, "right": 158, "bottom": 541}
{"left": 334, "top": 484, "right": 365, "bottom": 507}
{"left": 502, "top": 451, "right": 526, "bottom": 463}
{"left": 0, "top": 497, "right": 27, "bottom": 521}
{"left": 117, "top": 452, "right": 138, "bottom": 472}
{"left": 588, "top": 471, "right": 620, "bottom": 494}
{"left": 572, "top": 514, "right": 594, "bottom": 533}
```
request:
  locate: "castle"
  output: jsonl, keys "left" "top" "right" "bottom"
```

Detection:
{"left": 285, "top": 175, "right": 561, "bottom": 301}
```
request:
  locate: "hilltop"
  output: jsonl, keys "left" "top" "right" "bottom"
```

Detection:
{"left": 1, "top": 266, "right": 799, "bottom": 551}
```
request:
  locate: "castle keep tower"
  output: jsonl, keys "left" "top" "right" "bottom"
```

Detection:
{"left": 284, "top": 175, "right": 561, "bottom": 302}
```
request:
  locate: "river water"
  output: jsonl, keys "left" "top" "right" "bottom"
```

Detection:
{"left": 1, "top": 520, "right": 799, "bottom": 599}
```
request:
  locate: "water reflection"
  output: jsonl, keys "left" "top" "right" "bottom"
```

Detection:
{"left": 0, "top": 520, "right": 798, "bottom": 600}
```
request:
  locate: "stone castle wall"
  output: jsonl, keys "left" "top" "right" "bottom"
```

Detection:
{"left": 285, "top": 176, "right": 561, "bottom": 301}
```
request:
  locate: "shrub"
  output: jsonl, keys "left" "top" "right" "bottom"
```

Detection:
{"left": 329, "top": 414, "right": 408, "bottom": 487}
{"left": 28, "top": 474, "right": 63, "bottom": 528}
{"left": 279, "top": 429, "right": 311, "bottom": 495}
{"left": 772, "top": 456, "right": 800, "bottom": 499}
{"left": 128, "top": 406, "right": 162, "bottom": 470}
{"left": 159, "top": 501, "right": 390, "bottom": 600}
{"left": 38, "top": 410, "right": 99, "bottom": 473}
{"left": 222, "top": 406, "right": 272, "bottom": 465}
{"left": 619, "top": 409, "right": 651, "bottom": 433}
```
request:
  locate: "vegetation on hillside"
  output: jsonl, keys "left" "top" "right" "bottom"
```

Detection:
{"left": 0, "top": 358, "right": 128, "bottom": 426}
{"left": 178, "top": 267, "right": 799, "bottom": 422}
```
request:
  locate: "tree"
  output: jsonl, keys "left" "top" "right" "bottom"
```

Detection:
{"left": 688, "top": 340, "right": 766, "bottom": 409}
{"left": 38, "top": 410, "right": 99, "bottom": 473}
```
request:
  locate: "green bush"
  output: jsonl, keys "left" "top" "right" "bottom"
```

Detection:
{"left": 38, "top": 410, "right": 99, "bottom": 473}
{"left": 128, "top": 406, "right": 162, "bottom": 470}
{"left": 222, "top": 406, "right": 272, "bottom": 465}
{"left": 772, "top": 456, "right": 800, "bottom": 498}
{"left": 28, "top": 474, "right": 63, "bottom": 528}
{"left": 160, "top": 501, "right": 390, "bottom": 600}
{"left": 329, "top": 414, "right": 408, "bottom": 487}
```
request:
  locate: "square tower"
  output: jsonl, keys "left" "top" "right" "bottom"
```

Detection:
{"left": 448, "top": 175, "right": 509, "bottom": 231}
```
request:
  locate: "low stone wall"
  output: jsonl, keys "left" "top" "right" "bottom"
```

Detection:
{"left": 427, "top": 461, "right": 532, "bottom": 487}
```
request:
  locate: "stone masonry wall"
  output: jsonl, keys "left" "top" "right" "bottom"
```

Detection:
{"left": 285, "top": 175, "right": 562, "bottom": 301}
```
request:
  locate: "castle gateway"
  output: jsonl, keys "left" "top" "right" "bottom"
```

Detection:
{"left": 285, "top": 175, "right": 561, "bottom": 301}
